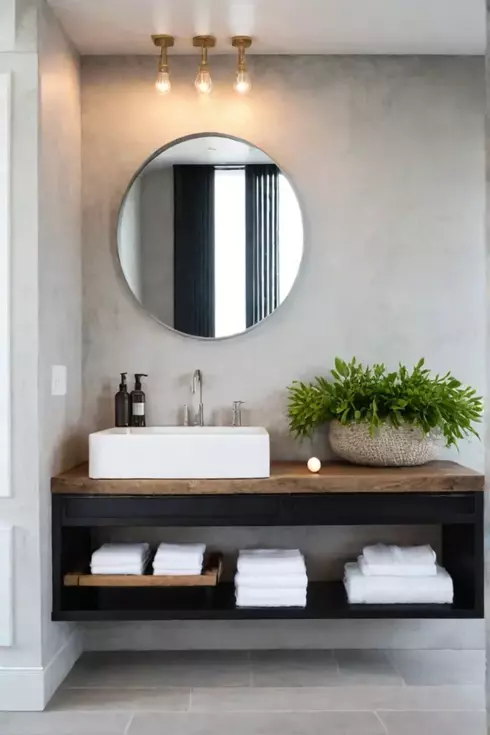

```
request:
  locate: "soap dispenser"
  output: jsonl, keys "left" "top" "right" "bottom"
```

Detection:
{"left": 115, "top": 373, "right": 130, "bottom": 427}
{"left": 131, "top": 374, "right": 148, "bottom": 427}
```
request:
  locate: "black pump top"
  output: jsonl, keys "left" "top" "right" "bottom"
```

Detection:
{"left": 119, "top": 373, "right": 128, "bottom": 391}
{"left": 134, "top": 373, "right": 148, "bottom": 391}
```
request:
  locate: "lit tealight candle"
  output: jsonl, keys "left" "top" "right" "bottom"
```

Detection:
{"left": 307, "top": 457, "right": 321, "bottom": 473}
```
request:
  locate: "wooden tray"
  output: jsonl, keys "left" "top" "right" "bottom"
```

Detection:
{"left": 64, "top": 553, "right": 223, "bottom": 588}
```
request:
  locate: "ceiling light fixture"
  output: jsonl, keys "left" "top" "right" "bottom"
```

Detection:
{"left": 152, "top": 34, "right": 174, "bottom": 94}
{"left": 193, "top": 35, "right": 216, "bottom": 94}
{"left": 232, "top": 36, "right": 252, "bottom": 94}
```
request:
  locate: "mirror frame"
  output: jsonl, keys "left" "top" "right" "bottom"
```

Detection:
{"left": 116, "top": 132, "right": 305, "bottom": 340}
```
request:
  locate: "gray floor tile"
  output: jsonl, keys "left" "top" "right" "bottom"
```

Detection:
{"left": 127, "top": 711, "right": 386, "bottom": 735}
{"left": 378, "top": 710, "right": 487, "bottom": 735}
{"left": 250, "top": 649, "right": 338, "bottom": 686}
{"left": 365, "top": 684, "right": 484, "bottom": 712}
{"left": 387, "top": 649, "right": 485, "bottom": 686}
{"left": 63, "top": 650, "right": 251, "bottom": 688}
{"left": 49, "top": 685, "right": 190, "bottom": 711}
{"left": 0, "top": 711, "right": 130, "bottom": 735}
{"left": 190, "top": 685, "right": 484, "bottom": 713}
{"left": 335, "top": 650, "right": 404, "bottom": 685}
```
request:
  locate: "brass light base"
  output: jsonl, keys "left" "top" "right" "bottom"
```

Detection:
{"left": 232, "top": 36, "right": 252, "bottom": 49}
{"left": 152, "top": 34, "right": 175, "bottom": 48}
{"left": 193, "top": 35, "right": 216, "bottom": 48}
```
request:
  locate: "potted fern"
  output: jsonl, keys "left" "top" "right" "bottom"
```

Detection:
{"left": 288, "top": 358, "right": 482, "bottom": 467}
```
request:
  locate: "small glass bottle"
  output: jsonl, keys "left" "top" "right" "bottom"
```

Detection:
{"left": 115, "top": 373, "right": 130, "bottom": 427}
{"left": 131, "top": 374, "right": 148, "bottom": 427}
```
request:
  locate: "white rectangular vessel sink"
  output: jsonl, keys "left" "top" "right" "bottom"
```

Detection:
{"left": 89, "top": 426, "right": 270, "bottom": 479}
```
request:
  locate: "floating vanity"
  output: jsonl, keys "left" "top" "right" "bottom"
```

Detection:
{"left": 51, "top": 461, "right": 484, "bottom": 622}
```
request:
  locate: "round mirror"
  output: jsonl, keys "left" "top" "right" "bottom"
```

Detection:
{"left": 117, "top": 134, "right": 304, "bottom": 339}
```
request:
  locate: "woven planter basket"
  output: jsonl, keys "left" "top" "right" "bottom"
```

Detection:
{"left": 329, "top": 420, "right": 439, "bottom": 467}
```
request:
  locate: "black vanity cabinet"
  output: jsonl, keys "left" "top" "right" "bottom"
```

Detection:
{"left": 51, "top": 461, "right": 484, "bottom": 621}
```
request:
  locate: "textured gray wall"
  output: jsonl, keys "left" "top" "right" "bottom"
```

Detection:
{"left": 81, "top": 55, "right": 485, "bottom": 650}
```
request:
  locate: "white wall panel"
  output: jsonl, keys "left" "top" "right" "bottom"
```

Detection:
{"left": 0, "top": 73, "right": 11, "bottom": 498}
{"left": 0, "top": 526, "right": 13, "bottom": 645}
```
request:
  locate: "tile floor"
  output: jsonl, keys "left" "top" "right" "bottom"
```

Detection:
{"left": 0, "top": 649, "right": 486, "bottom": 734}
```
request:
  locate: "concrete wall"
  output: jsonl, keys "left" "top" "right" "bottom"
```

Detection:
{"left": 81, "top": 55, "right": 485, "bottom": 651}
{"left": 82, "top": 55, "right": 485, "bottom": 462}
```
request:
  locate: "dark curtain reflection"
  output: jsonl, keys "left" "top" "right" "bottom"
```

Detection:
{"left": 173, "top": 165, "right": 215, "bottom": 337}
{"left": 245, "top": 164, "right": 279, "bottom": 328}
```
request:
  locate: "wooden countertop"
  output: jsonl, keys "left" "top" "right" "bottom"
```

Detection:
{"left": 51, "top": 461, "right": 484, "bottom": 495}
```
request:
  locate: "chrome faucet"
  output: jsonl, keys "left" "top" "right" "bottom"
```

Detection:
{"left": 192, "top": 369, "right": 204, "bottom": 426}
{"left": 232, "top": 401, "right": 244, "bottom": 427}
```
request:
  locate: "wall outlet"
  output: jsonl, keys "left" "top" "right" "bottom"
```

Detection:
{"left": 51, "top": 365, "right": 67, "bottom": 396}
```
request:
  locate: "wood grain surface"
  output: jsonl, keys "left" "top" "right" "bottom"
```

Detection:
{"left": 51, "top": 461, "right": 484, "bottom": 495}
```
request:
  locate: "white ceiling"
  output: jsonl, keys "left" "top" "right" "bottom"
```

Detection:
{"left": 47, "top": 0, "right": 485, "bottom": 56}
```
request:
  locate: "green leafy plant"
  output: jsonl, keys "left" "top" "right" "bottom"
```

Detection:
{"left": 288, "top": 358, "right": 483, "bottom": 448}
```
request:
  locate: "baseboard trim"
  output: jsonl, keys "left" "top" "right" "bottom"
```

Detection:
{"left": 0, "top": 630, "right": 82, "bottom": 711}
{"left": 42, "top": 629, "right": 82, "bottom": 708}
{"left": 0, "top": 665, "right": 45, "bottom": 711}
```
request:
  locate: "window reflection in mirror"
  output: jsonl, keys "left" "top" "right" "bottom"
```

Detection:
{"left": 118, "top": 134, "right": 304, "bottom": 339}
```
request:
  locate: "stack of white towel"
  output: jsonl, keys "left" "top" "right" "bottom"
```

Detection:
{"left": 152, "top": 543, "right": 206, "bottom": 576}
{"left": 235, "top": 549, "right": 308, "bottom": 607}
{"left": 90, "top": 543, "right": 150, "bottom": 575}
{"left": 344, "top": 544, "right": 454, "bottom": 604}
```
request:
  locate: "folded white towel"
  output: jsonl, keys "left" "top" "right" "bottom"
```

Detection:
{"left": 154, "top": 543, "right": 206, "bottom": 559}
{"left": 237, "top": 549, "right": 306, "bottom": 576}
{"left": 362, "top": 544, "right": 436, "bottom": 568}
{"left": 152, "top": 557, "right": 203, "bottom": 570}
{"left": 153, "top": 568, "right": 202, "bottom": 576}
{"left": 235, "top": 572, "right": 308, "bottom": 589}
{"left": 344, "top": 562, "right": 453, "bottom": 604}
{"left": 358, "top": 556, "right": 437, "bottom": 577}
{"left": 236, "top": 588, "right": 307, "bottom": 608}
{"left": 91, "top": 543, "right": 150, "bottom": 564}
{"left": 91, "top": 554, "right": 150, "bottom": 568}
{"left": 90, "top": 556, "right": 149, "bottom": 569}
{"left": 153, "top": 557, "right": 204, "bottom": 566}
{"left": 236, "top": 598, "right": 307, "bottom": 608}
{"left": 153, "top": 567, "right": 202, "bottom": 574}
{"left": 91, "top": 565, "right": 147, "bottom": 575}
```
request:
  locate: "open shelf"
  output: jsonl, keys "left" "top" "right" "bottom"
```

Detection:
{"left": 52, "top": 581, "right": 479, "bottom": 621}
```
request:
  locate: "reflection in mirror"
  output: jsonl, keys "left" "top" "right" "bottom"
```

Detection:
{"left": 118, "top": 134, "right": 303, "bottom": 339}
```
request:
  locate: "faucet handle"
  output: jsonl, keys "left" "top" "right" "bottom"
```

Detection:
{"left": 232, "top": 401, "right": 245, "bottom": 427}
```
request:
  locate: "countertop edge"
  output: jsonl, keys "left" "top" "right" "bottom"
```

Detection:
{"left": 51, "top": 461, "right": 485, "bottom": 495}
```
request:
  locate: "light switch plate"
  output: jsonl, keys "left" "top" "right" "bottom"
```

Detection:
{"left": 51, "top": 365, "right": 67, "bottom": 396}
